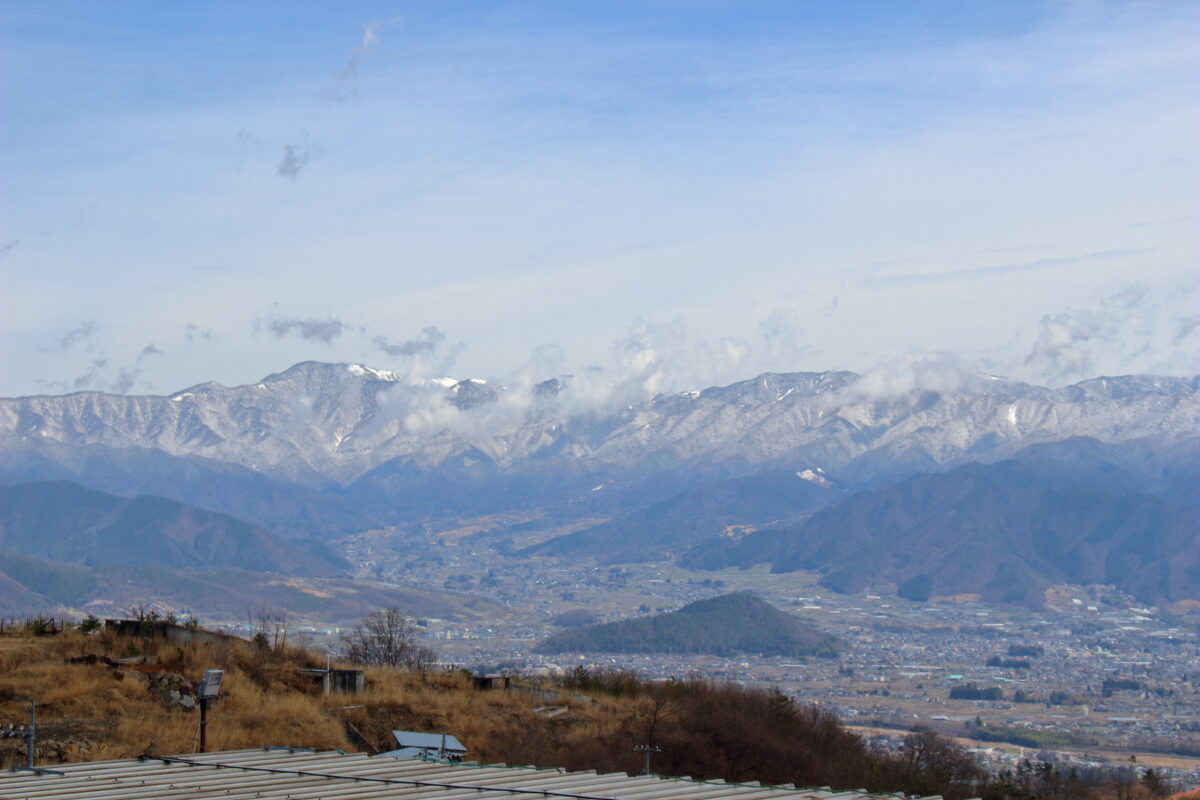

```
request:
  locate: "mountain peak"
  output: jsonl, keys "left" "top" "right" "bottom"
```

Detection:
{"left": 258, "top": 360, "right": 398, "bottom": 385}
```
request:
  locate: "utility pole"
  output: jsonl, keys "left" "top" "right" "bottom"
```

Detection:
{"left": 633, "top": 743, "right": 660, "bottom": 776}
{"left": 22, "top": 698, "right": 35, "bottom": 769}
{"left": 198, "top": 696, "right": 209, "bottom": 753}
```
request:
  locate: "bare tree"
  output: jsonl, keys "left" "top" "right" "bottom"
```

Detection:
{"left": 897, "top": 728, "right": 984, "bottom": 798}
{"left": 261, "top": 605, "right": 289, "bottom": 652}
{"left": 407, "top": 642, "right": 440, "bottom": 676}
{"left": 341, "top": 607, "right": 438, "bottom": 672}
{"left": 125, "top": 600, "right": 163, "bottom": 622}
{"left": 246, "top": 605, "right": 290, "bottom": 652}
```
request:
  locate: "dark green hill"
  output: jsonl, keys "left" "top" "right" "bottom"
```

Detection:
{"left": 0, "top": 480, "right": 347, "bottom": 576}
{"left": 534, "top": 593, "right": 837, "bottom": 657}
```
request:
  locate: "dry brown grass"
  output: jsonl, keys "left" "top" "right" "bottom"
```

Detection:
{"left": 0, "top": 628, "right": 643, "bottom": 771}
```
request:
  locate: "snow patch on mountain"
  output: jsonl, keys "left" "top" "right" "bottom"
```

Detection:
{"left": 796, "top": 468, "right": 833, "bottom": 488}
{"left": 347, "top": 364, "right": 401, "bottom": 381}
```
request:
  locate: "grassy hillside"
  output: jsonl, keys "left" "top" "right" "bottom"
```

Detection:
{"left": 0, "top": 624, "right": 867, "bottom": 788}
{"left": 535, "top": 593, "right": 838, "bottom": 657}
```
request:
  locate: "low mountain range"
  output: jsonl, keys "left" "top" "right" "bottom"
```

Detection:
{"left": 677, "top": 444, "right": 1200, "bottom": 606}
{"left": 518, "top": 469, "right": 837, "bottom": 563}
{"left": 0, "top": 548, "right": 498, "bottom": 625}
{"left": 0, "top": 480, "right": 347, "bottom": 576}
{"left": 534, "top": 593, "right": 838, "bottom": 657}
{"left": 0, "top": 479, "right": 508, "bottom": 622}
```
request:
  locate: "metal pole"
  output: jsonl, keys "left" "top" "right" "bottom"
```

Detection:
{"left": 11, "top": 698, "right": 36, "bottom": 769}
{"left": 28, "top": 701, "right": 35, "bottom": 770}
{"left": 633, "top": 744, "right": 659, "bottom": 776}
{"left": 199, "top": 698, "right": 208, "bottom": 753}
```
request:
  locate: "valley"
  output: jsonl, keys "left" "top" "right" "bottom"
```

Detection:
{"left": 336, "top": 517, "right": 1200, "bottom": 786}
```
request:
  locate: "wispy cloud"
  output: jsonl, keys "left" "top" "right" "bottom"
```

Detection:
{"left": 862, "top": 249, "right": 1151, "bottom": 288}
{"left": 369, "top": 326, "right": 465, "bottom": 380}
{"left": 325, "top": 17, "right": 398, "bottom": 102}
{"left": 255, "top": 315, "right": 348, "bottom": 342}
{"left": 372, "top": 327, "right": 446, "bottom": 357}
{"left": 111, "top": 367, "right": 140, "bottom": 394}
{"left": 138, "top": 343, "right": 164, "bottom": 360}
{"left": 185, "top": 324, "right": 215, "bottom": 342}
{"left": 52, "top": 321, "right": 98, "bottom": 353}
{"left": 1175, "top": 315, "right": 1200, "bottom": 344}
{"left": 72, "top": 357, "right": 108, "bottom": 389}
{"left": 1017, "top": 283, "right": 1178, "bottom": 385}
{"left": 276, "top": 144, "right": 311, "bottom": 179}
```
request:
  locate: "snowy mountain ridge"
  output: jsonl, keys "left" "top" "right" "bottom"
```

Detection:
{"left": 1, "top": 361, "right": 1195, "bottom": 488}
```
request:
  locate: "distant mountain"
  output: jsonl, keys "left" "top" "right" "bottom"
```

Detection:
{"left": 1, "top": 363, "right": 1194, "bottom": 534}
{"left": 534, "top": 593, "right": 838, "bottom": 656}
{"left": 0, "top": 549, "right": 500, "bottom": 623}
{"left": 0, "top": 443, "right": 374, "bottom": 539}
{"left": 0, "top": 551, "right": 101, "bottom": 616}
{"left": 682, "top": 454, "right": 1200, "bottom": 606}
{"left": 0, "top": 480, "right": 348, "bottom": 576}
{"left": 520, "top": 469, "right": 837, "bottom": 563}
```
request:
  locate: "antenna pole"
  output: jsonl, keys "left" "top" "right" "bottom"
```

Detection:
{"left": 6, "top": 698, "right": 37, "bottom": 769}
{"left": 26, "top": 700, "right": 35, "bottom": 769}
{"left": 199, "top": 697, "right": 209, "bottom": 753}
{"left": 633, "top": 744, "right": 660, "bottom": 776}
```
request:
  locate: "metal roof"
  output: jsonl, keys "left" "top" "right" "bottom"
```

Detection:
{"left": 0, "top": 748, "right": 943, "bottom": 800}
{"left": 392, "top": 730, "right": 467, "bottom": 752}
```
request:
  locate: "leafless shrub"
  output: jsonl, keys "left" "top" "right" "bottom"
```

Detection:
{"left": 340, "top": 607, "right": 438, "bottom": 674}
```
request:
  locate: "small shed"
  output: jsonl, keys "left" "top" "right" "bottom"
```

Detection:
{"left": 471, "top": 674, "right": 511, "bottom": 691}
{"left": 299, "top": 668, "right": 365, "bottom": 694}
{"left": 379, "top": 731, "right": 467, "bottom": 761}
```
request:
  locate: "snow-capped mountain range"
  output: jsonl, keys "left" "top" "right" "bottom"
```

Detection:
{"left": 2, "top": 361, "right": 1195, "bottom": 491}
{"left": 2, "top": 361, "right": 1197, "bottom": 607}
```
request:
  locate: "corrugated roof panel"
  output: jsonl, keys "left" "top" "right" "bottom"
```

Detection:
{"left": 0, "top": 748, "right": 935, "bottom": 800}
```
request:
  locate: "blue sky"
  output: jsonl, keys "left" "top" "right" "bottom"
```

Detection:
{"left": 1, "top": 1, "right": 1197, "bottom": 396}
